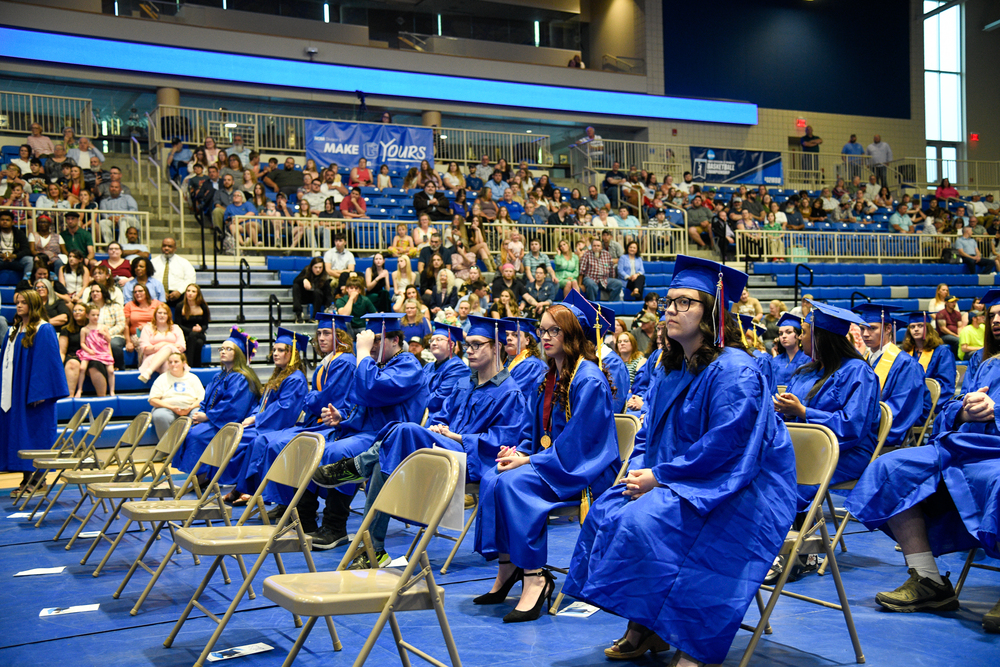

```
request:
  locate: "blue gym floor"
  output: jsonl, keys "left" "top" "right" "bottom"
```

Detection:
{"left": 2, "top": 487, "right": 998, "bottom": 666}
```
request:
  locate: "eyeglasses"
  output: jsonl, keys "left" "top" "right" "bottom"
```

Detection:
{"left": 466, "top": 340, "right": 491, "bottom": 352}
{"left": 536, "top": 326, "right": 563, "bottom": 339}
{"left": 659, "top": 296, "right": 705, "bottom": 312}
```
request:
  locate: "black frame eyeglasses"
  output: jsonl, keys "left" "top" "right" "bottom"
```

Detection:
{"left": 658, "top": 296, "right": 705, "bottom": 313}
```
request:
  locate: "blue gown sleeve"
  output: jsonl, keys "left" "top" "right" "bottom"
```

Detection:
{"left": 883, "top": 357, "right": 931, "bottom": 445}
{"left": 303, "top": 354, "right": 357, "bottom": 420}
{"left": 927, "top": 346, "right": 956, "bottom": 412}
{"left": 461, "top": 388, "right": 527, "bottom": 469}
{"left": 425, "top": 357, "right": 468, "bottom": 415}
{"left": 255, "top": 372, "right": 308, "bottom": 432}
{"left": 649, "top": 364, "right": 770, "bottom": 515}
{"left": 27, "top": 323, "right": 70, "bottom": 404}
{"left": 204, "top": 374, "right": 257, "bottom": 430}
{"left": 962, "top": 350, "right": 983, "bottom": 393}
{"left": 800, "top": 364, "right": 880, "bottom": 451}
{"left": 528, "top": 367, "right": 618, "bottom": 499}
{"left": 352, "top": 355, "right": 426, "bottom": 408}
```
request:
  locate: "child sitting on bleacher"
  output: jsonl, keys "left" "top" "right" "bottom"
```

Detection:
{"left": 75, "top": 304, "right": 115, "bottom": 398}
{"left": 386, "top": 222, "right": 417, "bottom": 258}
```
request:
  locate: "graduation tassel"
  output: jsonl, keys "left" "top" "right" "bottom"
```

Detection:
{"left": 595, "top": 304, "right": 603, "bottom": 370}
{"left": 494, "top": 322, "right": 501, "bottom": 374}
{"left": 377, "top": 322, "right": 385, "bottom": 362}
{"left": 714, "top": 272, "right": 725, "bottom": 348}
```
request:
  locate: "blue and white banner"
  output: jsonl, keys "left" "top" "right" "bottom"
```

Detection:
{"left": 690, "top": 146, "right": 783, "bottom": 185}
{"left": 305, "top": 120, "right": 434, "bottom": 171}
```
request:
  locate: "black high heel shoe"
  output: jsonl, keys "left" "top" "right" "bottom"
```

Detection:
{"left": 473, "top": 560, "right": 523, "bottom": 605}
{"left": 604, "top": 622, "right": 670, "bottom": 660}
{"left": 503, "top": 569, "right": 555, "bottom": 623}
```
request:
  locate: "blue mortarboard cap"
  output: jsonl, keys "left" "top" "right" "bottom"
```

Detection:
{"left": 669, "top": 255, "right": 748, "bottom": 307}
{"left": 981, "top": 289, "right": 1000, "bottom": 309}
{"left": 503, "top": 317, "right": 540, "bottom": 341}
{"left": 315, "top": 312, "right": 353, "bottom": 330}
{"left": 466, "top": 314, "right": 504, "bottom": 341}
{"left": 807, "top": 299, "right": 867, "bottom": 336}
{"left": 899, "top": 312, "right": 933, "bottom": 327}
{"left": 275, "top": 327, "right": 310, "bottom": 357}
{"left": 852, "top": 302, "right": 902, "bottom": 325}
{"left": 738, "top": 313, "right": 765, "bottom": 332}
{"left": 362, "top": 313, "right": 404, "bottom": 333}
{"left": 777, "top": 313, "right": 802, "bottom": 330}
{"left": 431, "top": 322, "right": 465, "bottom": 342}
{"left": 225, "top": 326, "right": 258, "bottom": 360}
{"left": 563, "top": 290, "right": 614, "bottom": 344}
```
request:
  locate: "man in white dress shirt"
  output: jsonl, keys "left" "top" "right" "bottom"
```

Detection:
{"left": 866, "top": 135, "right": 893, "bottom": 189}
{"left": 151, "top": 236, "right": 197, "bottom": 313}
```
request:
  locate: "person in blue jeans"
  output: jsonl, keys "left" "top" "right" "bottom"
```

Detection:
{"left": 580, "top": 238, "right": 623, "bottom": 302}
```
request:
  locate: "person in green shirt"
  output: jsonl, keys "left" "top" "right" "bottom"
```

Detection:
{"left": 59, "top": 211, "right": 95, "bottom": 267}
{"left": 335, "top": 275, "right": 376, "bottom": 334}
{"left": 958, "top": 309, "right": 985, "bottom": 360}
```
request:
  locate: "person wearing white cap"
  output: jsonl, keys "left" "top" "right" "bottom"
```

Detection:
{"left": 564, "top": 256, "right": 797, "bottom": 666}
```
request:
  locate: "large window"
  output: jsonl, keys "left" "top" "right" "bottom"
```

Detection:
{"left": 924, "top": 1, "right": 962, "bottom": 184}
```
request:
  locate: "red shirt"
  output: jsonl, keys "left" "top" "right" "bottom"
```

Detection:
{"left": 339, "top": 196, "right": 367, "bottom": 216}
{"left": 936, "top": 306, "right": 961, "bottom": 335}
{"left": 101, "top": 259, "right": 133, "bottom": 280}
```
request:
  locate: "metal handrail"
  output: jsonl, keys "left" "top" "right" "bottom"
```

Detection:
{"left": 4, "top": 204, "right": 151, "bottom": 249}
{"left": 237, "top": 258, "right": 251, "bottom": 324}
{"left": 0, "top": 89, "right": 95, "bottom": 136}
{"left": 601, "top": 54, "right": 646, "bottom": 75}
{"left": 850, "top": 291, "right": 871, "bottom": 309}
{"left": 794, "top": 263, "right": 814, "bottom": 307}
{"left": 268, "top": 294, "right": 282, "bottom": 346}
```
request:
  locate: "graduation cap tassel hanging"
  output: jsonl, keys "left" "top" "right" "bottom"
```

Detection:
{"left": 714, "top": 272, "right": 725, "bottom": 348}
{"left": 377, "top": 322, "right": 385, "bottom": 362}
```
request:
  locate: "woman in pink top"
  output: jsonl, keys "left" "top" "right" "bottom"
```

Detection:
{"left": 935, "top": 178, "right": 960, "bottom": 201}
{"left": 137, "top": 302, "right": 186, "bottom": 382}
{"left": 123, "top": 283, "right": 161, "bottom": 358}
{"left": 349, "top": 157, "right": 373, "bottom": 186}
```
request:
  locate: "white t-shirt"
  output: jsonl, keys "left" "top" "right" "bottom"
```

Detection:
{"left": 148, "top": 370, "right": 206, "bottom": 410}
{"left": 323, "top": 248, "right": 355, "bottom": 271}
{"left": 0, "top": 230, "right": 15, "bottom": 254}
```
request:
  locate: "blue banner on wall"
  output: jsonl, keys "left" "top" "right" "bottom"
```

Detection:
{"left": 305, "top": 120, "right": 435, "bottom": 171}
{"left": 690, "top": 146, "right": 783, "bottom": 185}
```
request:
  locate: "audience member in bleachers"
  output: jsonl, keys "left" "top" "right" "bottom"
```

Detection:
{"left": 770, "top": 313, "right": 809, "bottom": 387}
{"left": 618, "top": 240, "right": 645, "bottom": 301}
{"left": 553, "top": 238, "right": 581, "bottom": 298}
{"left": 3, "top": 183, "right": 32, "bottom": 229}
{"left": 122, "top": 256, "right": 165, "bottom": 304}
{"left": 733, "top": 286, "right": 763, "bottom": 321}
{"left": 323, "top": 233, "right": 355, "bottom": 295}
{"left": 174, "top": 327, "right": 262, "bottom": 475}
{"left": 85, "top": 265, "right": 124, "bottom": 309}
{"left": 22, "top": 263, "right": 68, "bottom": 303}
{"left": 263, "top": 157, "right": 303, "bottom": 198}
{"left": 418, "top": 251, "right": 445, "bottom": 303}
{"left": 427, "top": 268, "right": 459, "bottom": 318}
{"left": 580, "top": 237, "right": 622, "bottom": 302}
{"left": 335, "top": 275, "right": 377, "bottom": 335}
{"left": 401, "top": 167, "right": 419, "bottom": 190}
{"left": 502, "top": 318, "right": 546, "bottom": 396}
{"left": 292, "top": 256, "right": 333, "bottom": 324}
{"left": 35, "top": 278, "right": 69, "bottom": 327}
{"left": 43, "top": 143, "right": 75, "bottom": 184}
{"left": 99, "top": 241, "right": 132, "bottom": 284}
{"left": 959, "top": 309, "right": 985, "bottom": 361}
{"left": 761, "top": 299, "right": 787, "bottom": 348}
{"left": 490, "top": 263, "right": 524, "bottom": 300}
{"left": 0, "top": 209, "right": 33, "bottom": 279}
{"left": 615, "top": 330, "right": 646, "bottom": 389}
{"left": 489, "top": 289, "right": 521, "bottom": 320}
{"left": 845, "top": 290, "right": 1000, "bottom": 625}
{"left": 339, "top": 186, "right": 367, "bottom": 222}
{"left": 86, "top": 283, "right": 126, "bottom": 370}
{"left": 301, "top": 158, "right": 319, "bottom": 181}
{"left": 1, "top": 288, "right": 69, "bottom": 495}
{"left": 360, "top": 252, "right": 390, "bottom": 312}
{"left": 176, "top": 284, "right": 210, "bottom": 368}
{"left": 935, "top": 295, "right": 962, "bottom": 354}
{"left": 151, "top": 237, "right": 196, "bottom": 314}
{"left": 221, "top": 328, "right": 311, "bottom": 505}
{"left": 899, "top": 312, "right": 955, "bottom": 416}
{"left": 98, "top": 181, "right": 140, "bottom": 245}
{"left": 374, "top": 163, "right": 391, "bottom": 190}
{"left": 75, "top": 303, "right": 117, "bottom": 397}
{"left": 415, "top": 159, "right": 441, "bottom": 189}
{"left": 222, "top": 189, "right": 258, "bottom": 249}
{"left": 954, "top": 225, "right": 995, "bottom": 274}
{"left": 348, "top": 157, "right": 374, "bottom": 187}
{"left": 934, "top": 178, "right": 961, "bottom": 202}
{"left": 413, "top": 181, "right": 451, "bottom": 221}
{"left": 60, "top": 303, "right": 89, "bottom": 394}
{"left": 523, "top": 266, "right": 556, "bottom": 319}
{"left": 855, "top": 303, "right": 932, "bottom": 448}
{"left": 202, "top": 136, "right": 220, "bottom": 165}
{"left": 385, "top": 222, "right": 416, "bottom": 259}
{"left": 410, "top": 214, "right": 432, "bottom": 249}
{"left": 136, "top": 302, "right": 185, "bottom": 383}
{"left": 10, "top": 144, "right": 31, "bottom": 175}
{"left": 58, "top": 250, "right": 91, "bottom": 304}
{"left": 124, "top": 282, "right": 161, "bottom": 360}
{"left": 390, "top": 255, "right": 415, "bottom": 310}
{"left": 148, "top": 351, "right": 205, "bottom": 439}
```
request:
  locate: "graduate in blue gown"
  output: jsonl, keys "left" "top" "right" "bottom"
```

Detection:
{"left": 502, "top": 317, "right": 548, "bottom": 397}
{"left": 770, "top": 312, "right": 810, "bottom": 387}
{"left": 239, "top": 314, "right": 357, "bottom": 531}
{"left": 287, "top": 313, "right": 426, "bottom": 550}
{"left": 221, "top": 328, "right": 309, "bottom": 499}
{"left": 564, "top": 290, "right": 628, "bottom": 414}
{"left": 172, "top": 327, "right": 262, "bottom": 474}
{"left": 962, "top": 348, "right": 983, "bottom": 394}
{"left": 845, "top": 289, "right": 1000, "bottom": 630}
{"left": 854, "top": 302, "right": 931, "bottom": 448}
{"left": 421, "top": 325, "right": 468, "bottom": 415}
{"left": 564, "top": 256, "right": 797, "bottom": 665}
{"left": 898, "top": 312, "right": 956, "bottom": 418}
{"left": 1, "top": 290, "right": 70, "bottom": 492}
{"left": 625, "top": 318, "right": 666, "bottom": 420}
{"left": 312, "top": 318, "right": 527, "bottom": 566}
{"left": 739, "top": 313, "right": 777, "bottom": 393}
{"left": 775, "top": 301, "right": 881, "bottom": 509}
{"left": 474, "top": 300, "right": 619, "bottom": 624}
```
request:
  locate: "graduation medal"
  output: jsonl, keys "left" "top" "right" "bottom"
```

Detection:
{"left": 539, "top": 434, "right": 551, "bottom": 449}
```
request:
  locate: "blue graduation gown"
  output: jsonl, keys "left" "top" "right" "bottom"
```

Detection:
{"left": 628, "top": 348, "right": 661, "bottom": 401}
{"left": 506, "top": 352, "right": 547, "bottom": 398}
{"left": 783, "top": 358, "right": 880, "bottom": 509}
{"left": 907, "top": 344, "right": 955, "bottom": 416}
{"left": 875, "top": 347, "right": 932, "bottom": 447}
{"left": 770, "top": 348, "right": 809, "bottom": 388}
{"left": 222, "top": 371, "right": 308, "bottom": 488}
{"left": 961, "top": 349, "right": 983, "bottom": 394}
{"left": 173, "top": 370, "right": 259, "bottom": 473}
{"left": 753, "top": 349, "right": 776, "bottom": 394}
{"left": 846, "top": 358, "right": 1000, "bottom": 559}
{"left": 239, "top": 351, "right": 357, "bottom": 497}
{"left": 601, "top": 345, "right": 629, "bottom": 413}
{"left": 375, "top": 369, "right": 526, "bottom": 482}
{"left": 0, "top": 322, "right": 69, "bottom": 473}
{"left": 563, "top": 348, "right": 797, "bottom": 666}
{"left": 260, "top": 351, "right": 426, "bottom": 505}
{"left": 421, "top": 355, "right": 467, "bottom": 415}
{"left": 475, "top": 359, "right": 619, "bottom": 570}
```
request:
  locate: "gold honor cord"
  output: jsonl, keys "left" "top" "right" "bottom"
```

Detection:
{"left": 595, "top": 304, "right": 603, "bottom": 371}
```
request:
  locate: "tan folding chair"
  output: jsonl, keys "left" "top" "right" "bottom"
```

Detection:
{"left": 12, "top": 404, "right": 91, "bottom": 503}
{"left": 903, "top": 378, "right": 941, "bottom": 448}
{"left": 955, "top": 365, "right": 967, "bottom": 397}
{"left": 24, "top": 407, "right": 116, "bottom": 523}
{"left": 739, "top": 423, "right": 864, "bottom": 667}
{"left": 76, "top": 416, "right": 193, "bottom": 566}
{"left": 548, "top": 414, "right": 639, "bottom": 615}
{"left": 954, "top": 547, "right": 1000, "bottom": 599}
{"left": 52, "top": 412, "right": 153, "bottom": 542}
{"left": 107, "top": 423, "right": 245, "bottom": 613}
{"left": 163, "top": 433, "right": 330, "bottom": 667}
{"left": 819, "top": 402, "right": 892, "bottom": 576}
{"left": 262, "top": 448, "right": 462, "bottom": 667}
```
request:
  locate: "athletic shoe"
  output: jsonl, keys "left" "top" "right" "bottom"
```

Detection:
{"left": 308, "top": 526, "right": 350, "bottom": 551}
{"left": 348, "top": 549, "right": 390, "bottom": 570}
{"left": 983, "top": 598, "right": 1000, "bottom": 634}
{"left": 875, "top": 568, "right": 959, "bottom": 612}
{"left": 266, "top": 504, "right": 286, "bottom": 522}
{"left": 312, "top": 458, "right": 363, "bottom": 488}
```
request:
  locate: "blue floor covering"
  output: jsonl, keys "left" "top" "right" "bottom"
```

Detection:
{"left": 2, "top": 487, "right": 998, "bottom": 666}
